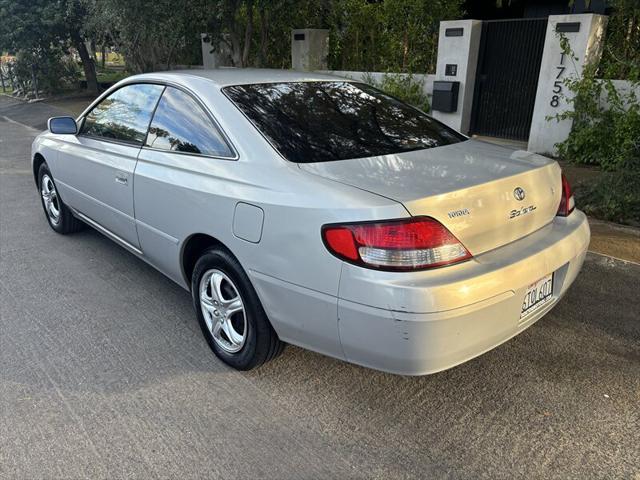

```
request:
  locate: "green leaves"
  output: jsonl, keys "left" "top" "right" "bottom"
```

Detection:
{"left": 364, "top": 72, "right": 430, "bottom": 111}
{"left": 328, "top": 0, "right": 463, "bottom": 73}
{"left": 598, "top": 0, "right": 640, "bottom": 81}
{"left": 550, "top": 27, "right": 640, "bottom": 225}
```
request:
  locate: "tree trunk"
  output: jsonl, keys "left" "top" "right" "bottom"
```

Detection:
{"left": 73, "top": 34, "right": 99, "bottom": 92}
{"left": 91, "top": 40, "right": 97, "bottom": 63}
{"left": 226, "top": 0, "right": 243, "bottom": 67}
{"left": 30, "top": 64, "right": 39, "bottom": 99}
{"left": 402, "top": 30, "right": 409, "bottom": 71}
{"left": 229, "top": 31, "right": 243, "bottom": 67}
{"left": 258, "top": 7, "right": 268, "bottom": 67}
{"left": 242, "top": 0, "right": 254, "bottom": 67}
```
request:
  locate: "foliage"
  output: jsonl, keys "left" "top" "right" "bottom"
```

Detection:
{"left": 0, "top": 0, "right": 98, "bottom": 92}
{"left": 363, "top": 72, "right": 430, "bottom": 111}
{"left": 85, "top": 0, "right": 459, "bottom": 73}
{"left": 86, "top": 0, "right": 207, "bottom": 73}
{"left": 575, "top": 165, "right": 640, "bottom": 225}
{"left": 553, "top": 70, "right": 640, "bottom": 171}
{"left": 11, "top": 49, "right": 80, "bottom": 94}
{"left": 551, "top": 33, "right": 640, "bottom": 225}
{"left": 328, "top": 0, "right": 463, "bottom": 73}
{"left": 95, "top": 67, "right": 127, "bottom": 84}
{"left": 551, "top": 36, "right": 640, "bottom": 171}
{"left": 598, "top": 0, "right": 640, "bottom": 81}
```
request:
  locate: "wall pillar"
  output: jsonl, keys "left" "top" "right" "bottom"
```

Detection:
{"left": 431, "top": 20, "right": 482, "bottom": 134}
{"left": 527, "top": 14, "right": 608, "bottom": 154}
{"left": 291, "top": 29, "right": 329, "bottom": 71}
{"left": 201, "top": 34, "right": 233, "bottom": 69}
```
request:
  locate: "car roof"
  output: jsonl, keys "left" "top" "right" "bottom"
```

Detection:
{"left": 129, "top": 68, "right": 352, "bottom": 88}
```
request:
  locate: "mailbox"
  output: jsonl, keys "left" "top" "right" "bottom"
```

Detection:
{"left": 432, "top": 81, "right": 459, "bottom": 113}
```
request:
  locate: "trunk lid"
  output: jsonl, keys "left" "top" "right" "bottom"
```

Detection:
{"left": 301, "top": 139, "right": 562, "bottom": 255}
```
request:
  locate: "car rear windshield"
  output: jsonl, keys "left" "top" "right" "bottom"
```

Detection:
{"left": 223, "top": 81, "right": 466, "bottom": 163}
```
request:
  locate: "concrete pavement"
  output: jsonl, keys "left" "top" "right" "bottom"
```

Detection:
{"left": 1, "top": 96, "right": 639, "bottom": 479}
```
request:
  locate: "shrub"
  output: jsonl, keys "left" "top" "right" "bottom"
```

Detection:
{"left": 552, "top": 65, "right": 640, "bottom": 171}
{"left": 575, "top": 165, "right": 640, "bottom": 226}
{"left": 10, "top": 49, "right": 80, "bottom": 96}
{"left": 363, "top": 72, "right": 430, "bottom": 112}
{"left": 550, "top": 35, "right": 640, "bottom": 225}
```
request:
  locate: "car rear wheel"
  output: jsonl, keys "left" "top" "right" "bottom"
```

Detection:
{"left": 38, "top": 163, "right": 84, "bottom": 234}
{"left": 191, "top": 248, "right": 284, "bottom": 370}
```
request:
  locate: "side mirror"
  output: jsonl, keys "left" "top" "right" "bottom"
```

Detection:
{"left": 48, "top": 116, "right": 78, "bottom": 135}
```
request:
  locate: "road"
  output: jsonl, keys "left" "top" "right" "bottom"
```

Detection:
{"left": 1, "top": 96, "right": 639, "bottom": 479}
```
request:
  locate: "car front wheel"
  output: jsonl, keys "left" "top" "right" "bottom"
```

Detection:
{"left": 191, "top": 248, "right": 284, "bottom": 370}
{"left": 38, "top": 163, "right": 84, "bottom": 234}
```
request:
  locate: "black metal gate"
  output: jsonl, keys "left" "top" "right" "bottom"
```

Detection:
{"left": 470, "top": 19, "right": 548, "bottom": 141}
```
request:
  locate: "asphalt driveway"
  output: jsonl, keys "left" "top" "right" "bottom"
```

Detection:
{"left": 1, "top": 96, "right": 639, "bottom": 479}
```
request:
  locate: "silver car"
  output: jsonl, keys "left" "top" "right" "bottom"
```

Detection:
{"left": 31, "top": 69, "right": 590, "bottom": 375}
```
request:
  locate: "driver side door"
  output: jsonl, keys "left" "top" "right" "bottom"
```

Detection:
{"left": 53, "top": 83, "right": 164, "bottom": 249}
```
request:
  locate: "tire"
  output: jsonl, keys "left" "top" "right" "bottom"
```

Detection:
{"left": 191, "top": 248, "right": 284, "bottom": 370}
{"left": 38, "top": 163, "right": 84, "bottom": 234}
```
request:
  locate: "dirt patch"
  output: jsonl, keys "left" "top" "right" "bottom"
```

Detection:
{"left": 588, "top": 218, "right": 640, "bottom": 264}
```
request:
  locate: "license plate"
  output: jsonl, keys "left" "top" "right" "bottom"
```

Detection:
{"left": 520, "top": 273, "right": 554, "bottom": 319}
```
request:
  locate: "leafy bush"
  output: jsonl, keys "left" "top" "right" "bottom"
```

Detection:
{"left": 550, "top": 35, "right": 640, "bottom": 225}
{"left": 575, "top": 165, "right": 640, "bottom": 226}
{"left": 10, "top": 49, "right": 80, "bottom": 95}
{"left": 327, "top": 0, "right": 464, "bottom": 73}
{"left": 363, "top": 72, "right": 430, "bottom": 112}
{"left": 550, "top": 35, "right": 640, "bottom": 171}
{"left": 552, "top": 65, "right": 640, "bottom": 171}
{"left": 598, "top": 0, "right": 640, "bottom": 81}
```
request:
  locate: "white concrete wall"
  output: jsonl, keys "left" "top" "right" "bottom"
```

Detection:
{"left": 430, "top": 20, "right": 482, "bottom": 134}
{"left": 528, "top": 14, "right": 608, "bottom": 155}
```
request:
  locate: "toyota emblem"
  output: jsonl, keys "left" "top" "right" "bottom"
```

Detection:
{"left": 513, "top": 187, "right": 526, "bottom": 201}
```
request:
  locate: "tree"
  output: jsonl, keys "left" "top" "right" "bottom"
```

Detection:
{"left": 327, "top": 0, "right": 463, "bottom": 73}
{"left": 86, "top": 0, "right": 209, "bottom": 73}
{"left": 205, "top": 0, "right": 255, "bottom": 67}
{"left": 0, "top": 0, "right": 99, "bottom": 92}
{"left": 64, "top": 0, "right": 99, "bottom": 92}
{"left": 598, "top": 0, "right": 640, "bottom": 80}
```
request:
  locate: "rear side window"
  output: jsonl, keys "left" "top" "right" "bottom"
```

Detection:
{"left": 81, "top": 83, "right": 164, "bottom": 145}
{"left": 223, "top": 81, "right": 466, "bottom": 163}
{"left": 145, "top": 87, "right": 233, "bottom": 157}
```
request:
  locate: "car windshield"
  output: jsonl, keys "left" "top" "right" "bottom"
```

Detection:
{"left": 223, "top": 81, "right": 466, "bottom": 163}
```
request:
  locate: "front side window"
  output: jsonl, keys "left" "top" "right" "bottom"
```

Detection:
{"left": 81, "top": 83, "right": 165, "bottom": 145}
{"left": 145, "top": 87, "right": 233, "bottom": 157}
{"left": 224, "top": 81, "right": 466, "bottom": 163}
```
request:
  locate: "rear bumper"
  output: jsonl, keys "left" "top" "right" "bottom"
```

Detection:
{"left": 337, "top": 211, "right": 590, "bottom": 375}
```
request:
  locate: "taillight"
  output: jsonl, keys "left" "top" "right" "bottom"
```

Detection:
{"left": 322, "top": 217, "right": 472, "bottom": 271}
{"left": 557, "top": 173, "right": 575, "bottom": 217}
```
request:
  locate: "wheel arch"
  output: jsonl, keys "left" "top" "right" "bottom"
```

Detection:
{"left": 180, "top": 233, "right": 236, "bottom": 289}
{"left": 33, "top": 153, "right": 46, "bottom": 186}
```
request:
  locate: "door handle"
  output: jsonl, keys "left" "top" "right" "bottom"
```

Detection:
{"left": 115, "top": 174, "right": 128, "bottom": 185}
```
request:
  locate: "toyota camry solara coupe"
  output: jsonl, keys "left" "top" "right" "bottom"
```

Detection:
{"left": 32, "top": 69, "right": 590, "bottom": 374}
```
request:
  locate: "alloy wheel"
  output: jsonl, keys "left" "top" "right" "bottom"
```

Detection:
{"left": 41, "top": 174, "right": 61, "bottom": 225}
{"left": 199, "top": 269, "right": 247, "bottom": 353}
